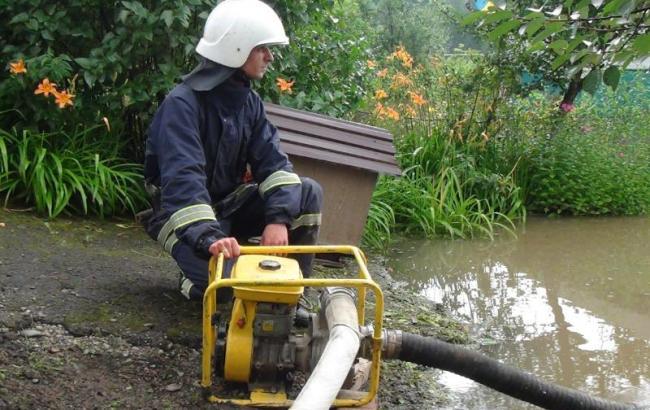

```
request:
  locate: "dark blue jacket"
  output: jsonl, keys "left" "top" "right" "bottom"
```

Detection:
{"left": 144, "top": 78, "right": 302, "bottom": 256}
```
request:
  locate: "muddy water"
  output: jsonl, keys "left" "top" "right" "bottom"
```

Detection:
{"left": 387, "top": 217, "right": 650, "bottom": 409}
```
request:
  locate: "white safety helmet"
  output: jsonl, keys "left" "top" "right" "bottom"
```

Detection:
{"left": 196, "top": 0, "right": 289, "bottom": 68}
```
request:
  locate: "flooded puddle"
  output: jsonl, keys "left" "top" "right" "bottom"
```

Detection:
{"left": 388, "top": 216, "right": 650, "bottom": 408}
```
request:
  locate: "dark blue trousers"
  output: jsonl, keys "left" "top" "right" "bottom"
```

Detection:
{"left": 172, "top": 177, "right": 322, "bottom": 300}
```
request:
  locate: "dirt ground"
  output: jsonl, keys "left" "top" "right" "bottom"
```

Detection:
{"left": 0, "top": 208, "right": 467, "bottom": 409}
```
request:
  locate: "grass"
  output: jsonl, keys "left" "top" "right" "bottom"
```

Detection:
{"left": 362, "top": 69, "right": 649, "bottom": 250}
{"left": 0, "top": 125, "right": 146, "bottom": 218}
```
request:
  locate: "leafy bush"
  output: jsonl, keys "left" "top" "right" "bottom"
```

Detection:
{"left": 259, "top": 1, "right": 373, "bottom": 117}
{"left": 1, "top": 1, "right": 373, "bottom": 160}
{"left": 1, "top": 0, "right": 214, "bottom": 160}
{"left": 523, "top": 113, "right": 650, "bottom": 216}
{"left": 1, "top": 1, "right": 373, "bottom": 219}
{"left": 0, "top": 125, "right": 146, "bottom": 218}
{"left": 361, "top": 48, "right": 525, "bottom": 247}
{"left": 494, "top": 76, "right": 650, "bottom": 216}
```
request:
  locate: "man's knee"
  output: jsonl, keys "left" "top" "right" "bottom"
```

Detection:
{"left": 300, "top": 177, "right": 323, "bottom": 210}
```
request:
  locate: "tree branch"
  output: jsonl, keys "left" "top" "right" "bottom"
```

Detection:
{"left": 546, "top": 6, "right": 650, "bottom": 23}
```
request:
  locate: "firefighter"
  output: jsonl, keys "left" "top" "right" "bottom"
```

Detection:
{"left": 142, "top": 0, "right": 322, "bottom": 300}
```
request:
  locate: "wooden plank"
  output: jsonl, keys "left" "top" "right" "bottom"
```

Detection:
{"left": 279, "top": 132, "right": 397, "bottom": 164}
{"left": 281, "top": 141, "right": 401, "bottom": 176}
{"left": 265, "top": 103, "right": 392, "bottom": 141}
{"left": 263, "top": 102, "right": 401, "bottom": 175}
{"left": 271, "top": 116, "right": 396, "bottom": 153}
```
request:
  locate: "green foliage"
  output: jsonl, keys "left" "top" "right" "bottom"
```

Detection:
{"left": 1, "top": 0, "right": 373, "bottom": 160}
{"left": 0, "top": 125, "right": 146, "bottom": 218}
{"left": 1, "top": 0, "right": 213, "bottom": 159}
{"left": 521, "top": 93, "right": 650, "bottom": 215}
{"left": 463, "top": 1, "right": 650, "bottom": 100}
{"left": 362, "top": 189, "right": 395, "bottom": 251}
{"left": 259, "top": 0, "right": 373, "bottom": 117}
{"left": 0, "top": 0, "right": 374, "bottom": 219}
{"left": 359, "top": 50, "right": 526, "bottom": 248}
{"left": 384, "top": 132, "right": 523, "bottom": 240}
{"left": 356, "top": 0, "right": 454, "bottom": 62}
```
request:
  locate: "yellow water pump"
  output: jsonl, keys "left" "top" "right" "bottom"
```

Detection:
{"left": 200, "top": 245, "right": 385, "bottom": 408}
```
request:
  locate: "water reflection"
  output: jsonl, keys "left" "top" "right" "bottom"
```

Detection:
{"left": 388, "top": 217, "right": 650, "bottom": 408}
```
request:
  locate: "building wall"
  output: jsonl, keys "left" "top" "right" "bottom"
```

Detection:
{"left": 290, "top": 156, "right": 377, "bottom": 245}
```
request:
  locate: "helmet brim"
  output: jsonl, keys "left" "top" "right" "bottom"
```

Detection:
{"left": 181, "top": 58, "right": 237, "bottom": 91}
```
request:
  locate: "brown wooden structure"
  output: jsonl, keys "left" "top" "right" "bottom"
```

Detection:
{"left": 265, "top": 103, "right": 400, "bottom": 245}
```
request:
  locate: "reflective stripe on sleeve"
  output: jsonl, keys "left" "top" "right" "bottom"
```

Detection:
{"left": 157, "top": 204, "right": 216, "bottom": 248}
{"left": 258, "top": 170, "right": 301, "bottom": 197}
{"left": 290, "top": 213, "right": 322, "bottom": 230}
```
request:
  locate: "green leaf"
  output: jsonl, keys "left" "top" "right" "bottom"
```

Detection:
{"left": 523, "top": 11, "right": 544, "bottom": 20}
{"left": 551, "top": 53, "right": 572, "bottom": 70}
{"left": 618, "top": 0, "right": 637, "bottom": 17}
{"left": 161, "top": 10, "right": 173, "bottom": 27}
{"left": 461, "top": 11, "right": 485, "bottom": 26}
{"left": 83, "top": 71, "right": 96, "bottom": 88}
{"left": 570, "top": 48, "right": 591, "bottom": 63}
{"left": 41, "top": 30, "right": 54, "bottom": 41}
{"left": 10, "top": 13, "right": 29, "bottom": 24}
{"left": 603, "top": 0, "right": 625, "bottom": 14}
{"left": 531, "top": 22, "right": 565, "bottom": 44}
{"left": 525, "top": 17, "right": 545, "bottom": 37}
{"left": 488, "top": 20, "right": 521, "bottom": 41}
{"left": 603, "top": 66, "right": 620, "bottom": 90}
{"left": 74, "top": 57, "right": 94, "bottom": 69}
{"left": 549, "top": 39, "right": 569, "bottom": 54}
{"left": 566, "top": 36, "right": 585, "bottom": 53}
{"left": 582, "top": 69, "right": 601, "bottom": 94}
{"left": 484, "top": 10, "right": 513, "bottom": 25}
{"left": 632, "top": 33, "right": 650, "bottom": 54}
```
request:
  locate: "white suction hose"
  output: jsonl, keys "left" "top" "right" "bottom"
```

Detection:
{"left": 290, "top": 288, "right": 360, "bottom": 410}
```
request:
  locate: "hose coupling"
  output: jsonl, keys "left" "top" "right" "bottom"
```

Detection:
{"left": 359, "top": 326, "right": 403, "bottom": 360}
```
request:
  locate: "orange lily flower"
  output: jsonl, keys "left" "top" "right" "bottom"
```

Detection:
{"left": 409, "top": 91, "right": 426, "bottom": 106}
{"left": 376, "top": 68, "right": 388, "bottom": 78}
{"left": 374, "top": 89, "right": 388, "bottom": 100}
{"left": 405, "top": 106, "right": 417, "bottom": 117}
{"left": 276, "top": 77, "right": 295, "bottom": 94}
{"left": 366, "top": 60, "right": 377, "bottom": 69}
{"left": 34, "top": 78, "right": 58, "bottom": 97}
{"left": 385, "top": 107, "right": 400, "bottom": 121}
{"left": 390, "top": 72, "right": 413, "bottom": 89}
{"left": 9, "top": 59, "right": 27, "bottom": 75}
{"left": 389, "top": 47, "right": 413, "bottom": 68}
{"left": 53, "top": 90, "right": 75, "bottom": 109}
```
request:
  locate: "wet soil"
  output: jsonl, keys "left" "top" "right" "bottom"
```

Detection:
{"left": 0, "top": 208, "right": 467, "bottom": 409}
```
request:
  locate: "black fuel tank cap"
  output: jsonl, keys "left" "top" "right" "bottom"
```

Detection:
{"left": 259, "top": 259, "right": 281, "bottom": 271}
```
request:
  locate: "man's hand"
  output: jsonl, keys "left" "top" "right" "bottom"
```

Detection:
{"left": 261, "top": 223, "right": 288, "bottom": 246}
{"left": 208, "top": 237, "right": 240, "bottom": 259}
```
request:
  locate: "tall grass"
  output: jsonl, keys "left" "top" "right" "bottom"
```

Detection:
{"left": 361, "top": 50, "right": 528, "bottom": 249}
{"left": 371, "top": 145, "right": 523, "bottom": 241}
{"left": 0, "top": 126, "right": 146, "bottom": 218}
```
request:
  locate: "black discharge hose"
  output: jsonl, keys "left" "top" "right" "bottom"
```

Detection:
{"left": 398, "top": 332, "right": 640, "bottom": 410}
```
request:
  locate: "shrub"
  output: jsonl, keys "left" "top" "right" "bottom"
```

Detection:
{"left": 1, "top": 0, "right": 214, "bottom": 161}
{"left": 0, "top": 125, "right": 146, "bottom": 218}
{"left": 1, "top": 1, "right": 373, "bottom": 161}
{"left": 495, "top": 75, "right": 650, "bottom": 216}
{"left": 361, "top": 48, "right": 525, "bottom": 247}
{"left": 523, "top": 116, "right": 650, "bottom": 216}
